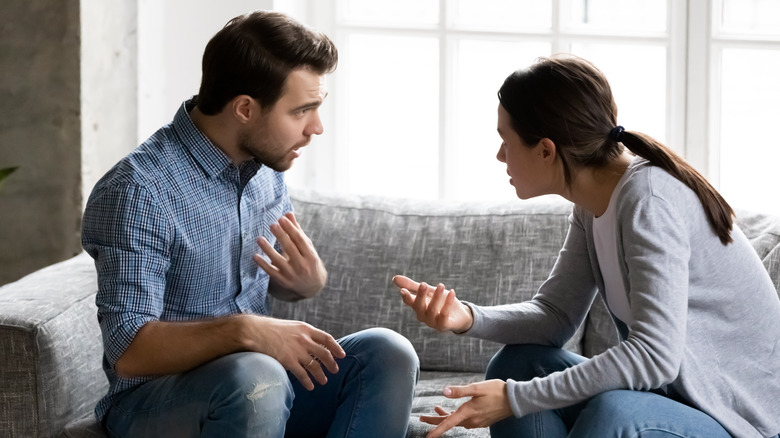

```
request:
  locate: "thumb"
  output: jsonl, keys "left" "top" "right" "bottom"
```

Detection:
{"left": 443, "top": 385, "right": 475, "bottom": 399}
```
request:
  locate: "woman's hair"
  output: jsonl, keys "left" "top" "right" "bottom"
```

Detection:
{"left": 498, "top": 55, "right": 734, "bottom": 245}
{"left": 197, "top": 10, "right": 338, "bottom": 115}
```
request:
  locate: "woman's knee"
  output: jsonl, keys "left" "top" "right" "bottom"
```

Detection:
{"left": 486, "top": 344, "right": 583, "bottom": 381}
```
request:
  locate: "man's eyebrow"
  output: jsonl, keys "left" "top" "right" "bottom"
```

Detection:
{"left": 292, "top": 91, "right": 329, "bottom": 112}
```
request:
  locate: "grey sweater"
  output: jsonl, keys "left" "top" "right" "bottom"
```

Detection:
{"left": 467, "top": 159, "right": 780, "bottom": 437}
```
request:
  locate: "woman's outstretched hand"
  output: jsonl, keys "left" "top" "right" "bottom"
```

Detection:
{"left": 420, "top": 380, "right": 513, "bottom": 438}
{"left": 392, "top": 275, "right": 474, "bottom": 333}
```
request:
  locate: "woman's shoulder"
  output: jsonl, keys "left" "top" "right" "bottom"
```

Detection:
{"left": 618, "top": 158, "right": 698, "bottom": 209}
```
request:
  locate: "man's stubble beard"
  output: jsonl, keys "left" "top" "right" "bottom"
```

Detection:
{"left": 237, "top": 131, "right": 293, "bottom": 173}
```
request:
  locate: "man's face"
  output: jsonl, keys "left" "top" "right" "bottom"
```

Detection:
{"left": 239, "top": 68, "right": 327, "bottom": 172}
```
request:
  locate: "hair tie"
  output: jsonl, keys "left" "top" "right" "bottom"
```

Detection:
{"left": 609, "top": 125, "right": 625, "bottom": 142}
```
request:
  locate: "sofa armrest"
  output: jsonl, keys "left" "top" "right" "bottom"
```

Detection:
{"left": 0, "top": 252, "right": 106, "bottom": 438}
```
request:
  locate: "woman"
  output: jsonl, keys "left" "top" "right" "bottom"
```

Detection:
{"left": 393, "top": 55, "right": 780, "bottom": 438}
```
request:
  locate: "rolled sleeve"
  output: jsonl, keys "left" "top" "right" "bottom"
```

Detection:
{"left": 83, "top": 182, "right": 171, "bottom": 368}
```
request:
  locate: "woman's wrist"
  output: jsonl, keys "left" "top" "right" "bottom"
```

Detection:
{"left": 454, "top": 302, "right": 475, "bottom": 334}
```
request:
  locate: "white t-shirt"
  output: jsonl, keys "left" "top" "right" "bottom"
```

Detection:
{"left": 592, "top": 157, "right": 640, "bottom": 325}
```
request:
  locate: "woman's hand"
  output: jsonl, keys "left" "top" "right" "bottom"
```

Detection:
{"left": 392, "top": 275, "right": 474, "bottom": 333}
{"left": 420, "top": 380, "right": 513, "bottom": 438}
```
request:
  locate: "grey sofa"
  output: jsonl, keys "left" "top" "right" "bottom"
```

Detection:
{"left": 2, "top": 190, "right": 779, "bottom": 438}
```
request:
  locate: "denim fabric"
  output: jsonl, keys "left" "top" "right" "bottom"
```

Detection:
{"left": 486, "top": 345, "right": 732, "bottom": 438}
{"left": 102, "top": 328, "right": 418, "bottom": 438}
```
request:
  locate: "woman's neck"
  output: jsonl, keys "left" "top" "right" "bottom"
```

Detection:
{"left": 561, "top": 152, "right": 634, "bottom": 217}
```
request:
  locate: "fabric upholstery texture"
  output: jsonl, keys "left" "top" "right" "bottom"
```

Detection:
{"left": 0, "top": 252, "right": 106, "bottom": 438}
{"left": 1, "top": 190, "right": 778, "bottom": 438}
{"left": 272, "top": 191, "right": 584, "bottom": 373}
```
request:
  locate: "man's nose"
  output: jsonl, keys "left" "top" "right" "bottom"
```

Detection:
{"left": 306, "top": 111, "right": 324, "bottom": 136}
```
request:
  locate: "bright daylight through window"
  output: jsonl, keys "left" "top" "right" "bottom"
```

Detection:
{"left": 281, "top": 0, "right": 780, "bottom": 215}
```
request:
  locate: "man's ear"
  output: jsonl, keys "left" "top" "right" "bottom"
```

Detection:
{"left": 230, "top": 95, "right": 255, "bottom": 124}
{"left": 538, "top": 138, "right": 557, "bottom": 161}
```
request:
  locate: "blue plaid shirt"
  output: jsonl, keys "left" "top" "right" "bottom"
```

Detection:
{"left": 82, "top": 98, "right": 293, "bottom": 420}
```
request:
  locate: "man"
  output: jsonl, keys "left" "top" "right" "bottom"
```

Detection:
{"left": 82, "top": 11, "right": 418, "bottom": 438}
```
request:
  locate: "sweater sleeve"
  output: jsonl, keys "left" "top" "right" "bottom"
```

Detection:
{"left": 465, "top": 208, "right": 598, "bottom": 348}
{"left": 503, "top": 192, "right": 691, "bottom": 418}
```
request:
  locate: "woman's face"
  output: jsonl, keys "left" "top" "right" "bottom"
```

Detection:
{"left": 496, "top": 104, "right": 550, "bottom": 199}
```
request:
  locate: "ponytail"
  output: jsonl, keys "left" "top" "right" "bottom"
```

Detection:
{"left": 499, "top": 55, "right": 734, "bottom": 244}
{"left": 620, "top": 130, "right": 735, "bottom": 245}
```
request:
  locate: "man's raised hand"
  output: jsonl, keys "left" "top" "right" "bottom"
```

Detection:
{"left": 254, "top": 212, "right": 327, "bottom": 298}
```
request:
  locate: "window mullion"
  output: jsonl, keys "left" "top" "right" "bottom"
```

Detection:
{"left": 439, "top": 0, "right": 448, "bottom": 199}
{"left": 685, "top": 0, "right": 713, "bottom": 180}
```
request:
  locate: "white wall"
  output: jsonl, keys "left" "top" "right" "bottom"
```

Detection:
{"left": 81, "top": 0, "right": 139, "bottom": 207}
{"left": 137, "top": 0, "right": 275, "bottom": 142}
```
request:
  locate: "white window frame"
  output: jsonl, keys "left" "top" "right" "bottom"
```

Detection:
{"left": 278, "top": 0, "right": 777, "bottom": 205}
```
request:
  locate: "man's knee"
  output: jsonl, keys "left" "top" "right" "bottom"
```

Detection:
{"left": 212, "top": 352, "right": 294, "bottom": 415}
{"left": 355, "top": 327, "right": 419, "bottom": 374}
{"left": 340, "top": 327, "right": 419, "bottom": 386}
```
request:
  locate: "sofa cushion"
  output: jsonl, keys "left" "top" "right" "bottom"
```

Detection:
{"left": 274, "top": 191, "right": 583, "bottom": 373}
{"left": 407, "top": 371, "right": 488, "bottom": 438}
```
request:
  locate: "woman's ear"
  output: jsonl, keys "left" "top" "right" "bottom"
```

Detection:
{"left": 230, "top": 95, "right": 255, "bottom": 124}
{"left": 538, "top": 138, "right": 557, "bottom": 162}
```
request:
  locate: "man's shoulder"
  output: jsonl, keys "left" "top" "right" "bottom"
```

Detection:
{"left": 92, "top": 125, "right": 189, "bottom": 194}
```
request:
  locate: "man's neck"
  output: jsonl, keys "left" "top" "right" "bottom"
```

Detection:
{"left": 189, "top": 106, "right": 247, "bottom": 165}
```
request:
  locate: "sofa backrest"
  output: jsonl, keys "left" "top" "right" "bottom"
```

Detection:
{"left": 736, "top": 208, "right": 780, "bottom": 292}
{"left": 275, "top": 191, "right": 780, "bottom": 371}
{"left": 273, "top": 190, "right": 584, "bottom": 373}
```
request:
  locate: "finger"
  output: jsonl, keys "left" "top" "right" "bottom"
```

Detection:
{"left": 255, "top": 236, "right": 287, "bottom": 268}
{"left": 269, "top": 222, "right": 302, "bottom": 260}
{"left": 412, "top": 282, "right": 432, "bottom": 315}
{"left": 425, "top": 284, "right": 448, "bottom": 321}
{"left": 419, "top": 415, "right": 447, "bottom": 425}
{"left": 433, "top": 406, "right": 451, "bottom": 416}
{"left": 290, "top": 363, "right": 315, "bottom": 391}
{"left": 427, "top": 409, "right": 469, "bottom": 438}
{"left": 304, "top": 356, "right": 329, "bottom": 386}
{"left": 399, "top": 288, "right": 417, "bottom": 307}
{"left": 284, "top": 212, "right": 301, "bottom": 230}
{"left": 309, "top": 340, "right": 341, "bottom": 374}
{"left": 444, "top": 384, "right": 478, "bottom": 399}
{"left": 311, "top": 331, "right": 346, "bottom": 360}
{"left": 278, "top": 215, "right": 314, "bottom": 259}
{"left": 392, "top": 275, "right": 420, "bottom": 292}
{"left": 253, "top": 250, "right": 282, "bottom": 277}
{"left": 437, "top": 289, "right": 457, "bottom": 326}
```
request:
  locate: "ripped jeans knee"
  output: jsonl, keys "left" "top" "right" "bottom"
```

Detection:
{"left": 211, "top": 352, "right": 294, "bottom": 434}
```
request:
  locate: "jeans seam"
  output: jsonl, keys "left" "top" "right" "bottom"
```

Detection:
{"left": 340, "top": 354, "right": 363, "bottom": 438}
{"left": 631, "top": 428, "right": 688, "bottom": 438}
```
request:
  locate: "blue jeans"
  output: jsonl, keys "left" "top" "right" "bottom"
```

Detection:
{"left": 103, "top": 327, "right": 419, "bottom": 438}
{"left": 487, "top": 345, "right": 734, "bottom": 438}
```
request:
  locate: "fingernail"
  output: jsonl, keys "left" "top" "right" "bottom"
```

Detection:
{"left": 443, "top": 387, "right": 452, "bottom": 396}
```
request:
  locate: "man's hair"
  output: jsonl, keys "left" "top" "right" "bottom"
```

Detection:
{"left": 197, "top": 10, "right": 338, "bottom": 115}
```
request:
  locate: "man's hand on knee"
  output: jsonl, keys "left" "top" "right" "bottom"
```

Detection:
{"left": 235, "top": 314, "right": 346, "bottom": 390}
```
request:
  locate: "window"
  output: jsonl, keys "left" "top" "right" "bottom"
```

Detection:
{"left": 702, "top": 0, "right": 780, "bottom": 215}
{"left": 284, "top": 0, "right": 688, "bottom": 203}
{"left": 247, "top": 2, "right": 780, "bottom": 214}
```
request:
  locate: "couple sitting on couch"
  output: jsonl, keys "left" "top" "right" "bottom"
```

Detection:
{"left": 81, "top": 10, "right": 780, "bottom": 438}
